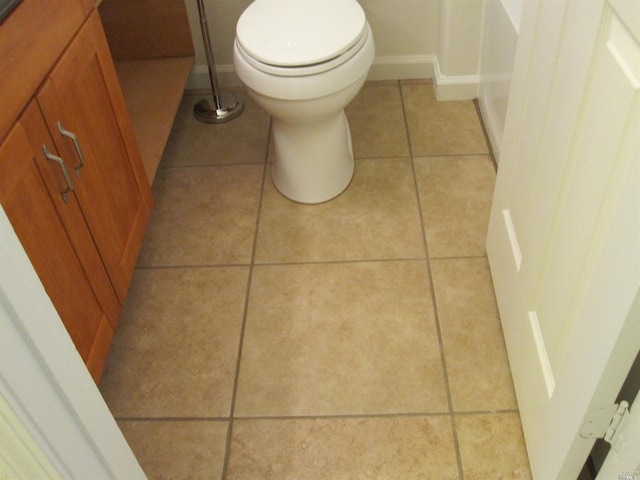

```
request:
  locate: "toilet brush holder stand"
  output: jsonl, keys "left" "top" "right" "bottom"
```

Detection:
{"left": 194, "top": 0, "right": 243, "bottom": 124}
{"left": 194, "top": 93, "right": 244, "bottom": 124}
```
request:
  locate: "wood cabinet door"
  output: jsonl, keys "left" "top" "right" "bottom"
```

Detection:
{"left": 37, "top": 11, "right": 153, "bottom": 303}
{"left": 0, "top": 102, "right": 117, "bottom": 382}
{"left": 0, "top": 0, "right": 86, "bottom": 141}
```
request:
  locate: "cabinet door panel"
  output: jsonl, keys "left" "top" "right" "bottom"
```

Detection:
{"left": 20, "top": 101, "right": 121, "bottom": 328}
{"left": 38, "top": 12, "right": 152, "bottom": 302}
{"left": 0, "top": 106, "right": 114, "bottom": 381}
{"left": 0, "top": 0, "right": 85, "bottom": 141}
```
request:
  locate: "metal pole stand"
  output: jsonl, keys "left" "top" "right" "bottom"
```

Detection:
{"left": 194, "top": 0, "right": 244, "bottom": 123}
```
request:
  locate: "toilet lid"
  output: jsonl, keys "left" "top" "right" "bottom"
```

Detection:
{"left": 236, "top": 0, "right": 367, "bottom": 67}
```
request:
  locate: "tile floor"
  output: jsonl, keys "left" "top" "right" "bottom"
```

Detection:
{"left": 99, "top": 81, "right": 533, "bottom": 479}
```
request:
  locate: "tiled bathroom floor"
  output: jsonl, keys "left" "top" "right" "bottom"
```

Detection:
{"left": 99, "top": 80, "right": 533, "bottom": 479}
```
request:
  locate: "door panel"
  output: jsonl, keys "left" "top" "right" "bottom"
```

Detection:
{"left": 535, "top": 6, "right": 640, "bottom": 376}
{"left": 486, "top": 1, "right": 640, "bottom": 478}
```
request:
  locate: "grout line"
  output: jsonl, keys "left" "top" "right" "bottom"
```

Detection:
{"left": 353, "top": 154, "right": 412, "bottom": 160}
{"left": 429, "top": 254, "right": 490, "bottom": 262}
{"left": 251, "top": 257, "right": 427, "bottom": 267}
{"left": 134, "top": 263, "right": 252, "bottom": 271}
{"left": 134, "top": 263, "right": 251, "bottom": 271}
{"left": 156, "top": 153, "right": 491, "bottom": 172}
{"left": 453, "top": 408, "right": 522, "bottom": 417}
{"left": 158, "top": 161, "right": 267, "bottom": 171}
{"left": 132, "top": 254, "right": 491, "bottom": 272}
{"left": 232, "top": 412, "right": 453, "bottom": 421}
{"left": 228, "top": 409, "right": 520, "bottom": 421}
{"left": 112, "top": 406, "right": 522, "bottom": 424}
{"left": 114, "top": 416, "right": 231, "bottom": 422}
{"left": 221, "top": 118, "right": 272, "bottom": 480}
{"left": 399, "top": 80, "right": 466, "bottom": 480}
{"left": 413, "top": 151, "right": 494, "bottom": 159}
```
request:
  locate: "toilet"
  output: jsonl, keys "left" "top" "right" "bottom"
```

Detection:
{"left": 233, "top": 0, "right": 375, "bottom": 203}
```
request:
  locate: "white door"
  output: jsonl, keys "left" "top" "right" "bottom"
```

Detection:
{"left": 486, "top": 0, "right": 640, "bottom": 478}
{"left": 0, "top": 205, "right": 146, "bottom": 478}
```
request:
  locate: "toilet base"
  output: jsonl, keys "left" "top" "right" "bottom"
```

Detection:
{"left": 271, "top": 110, "right": 355, "bottom": 204}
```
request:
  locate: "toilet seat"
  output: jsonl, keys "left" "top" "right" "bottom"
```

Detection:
{"left": 235, "top": 26, "right": 370, "bottom": 77}
{"left": 234, "top": 21, "right": 374, "bottom": 100}
{"left": 236, "top": 0, "right": 367, "bottom": 76}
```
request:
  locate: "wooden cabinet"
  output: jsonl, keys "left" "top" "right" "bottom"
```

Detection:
{"left": 37, "top": 11, "right": 153, "bottom": 303}
{"left": 0, "top": 10, "right": 152, "bottom": 381}
{"left": 0, "top": 103, "right": 118, "bottom": 382}
{"left": 0, "top": 0, "right": 86, "bottom": 141}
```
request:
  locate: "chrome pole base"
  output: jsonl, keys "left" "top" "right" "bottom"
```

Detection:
{"left": 194, "top": 93, "right": 244, "bottom": 124}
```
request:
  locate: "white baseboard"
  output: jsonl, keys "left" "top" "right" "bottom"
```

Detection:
{"left": 185, "top": 55, "right": 436, "bottom": 91}
{"left": 432, "top": 59, "right": 480, "bottom": 101}
{"left": 185, "top": 55, "right": 480, "bottom": 101}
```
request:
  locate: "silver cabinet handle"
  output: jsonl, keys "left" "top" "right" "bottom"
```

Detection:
{"left": 43, "top": 145, "right": 74, "bottom": 203}
{"left": 57, "top": 121, "right": 86, "bottom": 177}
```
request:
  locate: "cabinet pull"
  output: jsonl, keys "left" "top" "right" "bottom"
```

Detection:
{"left": 57, "top": 121, "right": 86, "bottom": 177}
{"left": 43, "top": 145, "right": 74, "bottom": 203}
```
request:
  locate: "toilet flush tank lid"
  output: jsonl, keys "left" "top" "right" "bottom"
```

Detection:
{"left": 236, "top": 0, "right": 367, "bottom": 67}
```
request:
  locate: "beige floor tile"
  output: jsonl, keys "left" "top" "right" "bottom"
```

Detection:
{"left": 255, "top": 157, "right": 425, "bottom": 263}
{"left": 415, "top": 155, "right": 495, "bottom": 258}
{"left": 346, "top": 83, "right": 410, "bottom": 158}
{"left": 98, "top": 77, "right": 530, "bottom": 478}
{"left": 118, "top": 420, "right": 228, "bottom": 480}
{"left": 456, "top": 412, "right": 532, "bottom": 480}
{"left": 431, "top": 258, "right": 517, "bottom": 412}
{"left": 161, "top": 92, "right": 270, "bottom": 167}
{"left": 138, "top": 165, "right": 263, "bottom": 267}
{"left": 401, "top": 82, "right": 489, "bottom": 156}
{"left": 235, "top": 261, "right": 448, "bottom": 416}
{"left": 226, "top": 416, "right": 459, "bottom": 480}
{"left": 100, "top": 267, "right": 248, "bottom": 417}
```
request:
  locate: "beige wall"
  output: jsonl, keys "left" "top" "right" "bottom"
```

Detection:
{"left": 184, "top": 0, "right": 484, "bottom": 99}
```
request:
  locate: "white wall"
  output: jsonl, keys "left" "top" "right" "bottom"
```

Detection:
{"left": 434, "top": 0, "right": 484, "bottom": 99}
{"left": 360, "top": 0, "right": 440, "bottom": 81}
{"left": 478, "top": 0, "right": 521, "bottom": 161}
{"left": 184, "top": 0, "right": 485, "bottom": 100}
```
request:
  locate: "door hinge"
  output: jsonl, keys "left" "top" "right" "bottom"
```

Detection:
{"left": 580, "top": 401, "right": 630, "bottom": 445}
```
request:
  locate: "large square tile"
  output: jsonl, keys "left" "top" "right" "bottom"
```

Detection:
{"left": 161, "top": 92, "right": 270, "bottom": 167}
{"left": 118, "top": 420, "right": 228, "bottom": 480}
{"left": 255, "top": 157, "right": 425, "bottom": 263}
{"left": 100, "top": 267, "right": 248, "bottom": 417}
{"left": 346, "top": 83, "right": 410, "bottom": 158}
{"left": 431, "top": 258, "right": 517, "bottom": 412}
{"left": 456, "top": 412, "right": 532, "bottom": 479}
{"left": 415, "top": 155, "right": 495, "bottom": 258}
{"left": 138, "top": 165, "right": 263, "bottom": 266}
{"left": 93, "top": 75, "right": 531, "bottom": 478}
{"left": 234, "top": 260, "right": 448, "bottom": 416}
{"left": 402, "top": 82, "right": 489, "bottom": 156}
{"left": 226, "top": 416, "right": 459, "bottom": 479}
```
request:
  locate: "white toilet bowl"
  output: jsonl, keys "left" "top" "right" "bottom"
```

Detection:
{"left": 233, "top": 0, "right": 375, "bottom": 203}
